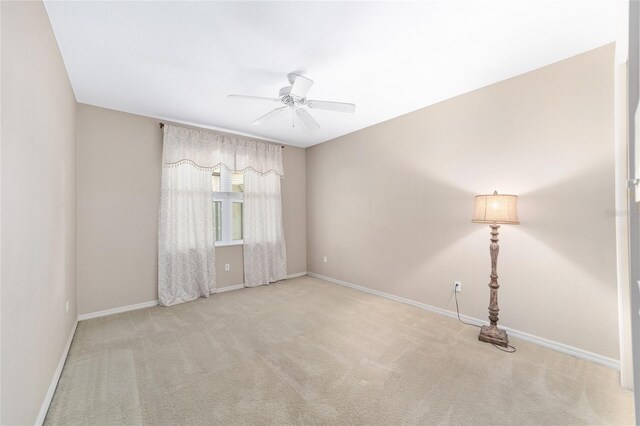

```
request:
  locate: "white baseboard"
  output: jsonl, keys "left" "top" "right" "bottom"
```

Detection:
{"left": 78, "top": 300, "right": 158, "bottom": 321}
{"left": 35, "top": 320, "right": 78, "bottom": 425}
{"left": 285, "top": 271, "right": 307, "bottom": 279}
{"left": 215, "top": 284, "right": 244, "bottom": 293}
{"left": 213, "top": 271, "right": 307, "bottom": 293}
{"left": 78, "top": 272, "right": 307, "bottom": 321}
{"left": 307, "top": 272, "right": 620, "bottom": 371}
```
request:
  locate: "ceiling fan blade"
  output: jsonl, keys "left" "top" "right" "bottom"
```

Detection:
{"left": 306, "top": 100, "right": 356, "bottom": 113}
{"left": 289, "top": 74, "right": 314, "bottom": 98}
{"left": 250, "top": 106, "right": 288, "bottom": 126}
{"left": 228, "top": 94, "right": 280, "bottom": 102}
{"left": 295, "top": 108, "right": 320, "bottom": 131}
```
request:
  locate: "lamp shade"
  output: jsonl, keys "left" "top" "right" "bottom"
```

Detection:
{"left": 472, "top": 191, "right": 519, "bottom": 224}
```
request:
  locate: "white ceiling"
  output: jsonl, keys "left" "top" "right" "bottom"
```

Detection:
{"left": 44, "top": 1, "right": 627, "bottom": 148}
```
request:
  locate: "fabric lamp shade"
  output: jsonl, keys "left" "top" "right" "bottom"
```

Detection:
{"left": 472, "top": 191, "right": 519, "bottom": 224}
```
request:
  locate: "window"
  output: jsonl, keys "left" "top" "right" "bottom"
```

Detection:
{"left": 212, "top": 168, "right": 243, "bottom": 246}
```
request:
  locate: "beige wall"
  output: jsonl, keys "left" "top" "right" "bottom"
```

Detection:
{"left": 76, "top": 104, "right": 306, "bottom": 315}
{"left": 282, "top": 142, "right": 307, "bottom": 274}
{"left": 306, "top": 44, "right": 619, "bottom": 359}
{"left": 1, "top": 1, "right": 78, "bottom": 424}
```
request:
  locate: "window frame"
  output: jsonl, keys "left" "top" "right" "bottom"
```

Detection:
{"left": 213, "top": 168, "right": 244, "bottom": 247}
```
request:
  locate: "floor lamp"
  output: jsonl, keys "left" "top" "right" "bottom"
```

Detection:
{"left": 472, "top": 191, "right": 519, "bottom": 347}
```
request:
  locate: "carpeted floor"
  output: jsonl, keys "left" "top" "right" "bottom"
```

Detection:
{"left": 45, "top": 276, "right": 634, "bottom": 425}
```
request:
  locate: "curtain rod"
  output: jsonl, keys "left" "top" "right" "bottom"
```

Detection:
{"left": 159, "top": 122, "right": 284, "bottom": 148}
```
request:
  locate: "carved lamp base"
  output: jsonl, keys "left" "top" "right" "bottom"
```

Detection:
{"left": 478, "top": 325, "right": 509, "bottom": 347}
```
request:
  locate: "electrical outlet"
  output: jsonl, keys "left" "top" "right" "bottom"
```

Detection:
{"left": 454, "top": 281, "right": 462, "bottom": 292}
{"left": 65, "top": 299, "right": 69, "bottom": 313}
{"left": 225, "top": 264, "right": 230, "bottom": 271}
{"left": 323, "top": 256, "right": 327, "bottom": 263}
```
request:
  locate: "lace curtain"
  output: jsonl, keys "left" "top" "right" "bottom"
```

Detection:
{"left": 243, "top": 171, "right": 287, "bottom": 287}
{"left": 158, "top": 124, "right": 286, "bottom": 306}
{"left": 162, "top": 125, "right": 284, "bottom": 175}
{"left": 158, "top": 163, "right": 215, "bottom": 306}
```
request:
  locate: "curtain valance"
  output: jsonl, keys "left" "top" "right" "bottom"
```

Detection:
{"left": 163, "top": 124, "right": 284, "bottom": 176}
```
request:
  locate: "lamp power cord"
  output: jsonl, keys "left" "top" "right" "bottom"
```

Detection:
{"left": 454, "top": 287, "right": 516, "bottom": 353}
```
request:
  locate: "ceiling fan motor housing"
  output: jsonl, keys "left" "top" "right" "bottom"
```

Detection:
{"left": 279, "top": 86, "right": 305, "bottom": 106}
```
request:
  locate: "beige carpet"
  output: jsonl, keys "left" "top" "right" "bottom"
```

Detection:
{"left": 45, "top": 276, "right": 633, "bottom": 425}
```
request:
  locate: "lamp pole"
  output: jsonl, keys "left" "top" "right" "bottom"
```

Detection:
{"left": 478, "top": 222, "right": 509, "bottom": 347}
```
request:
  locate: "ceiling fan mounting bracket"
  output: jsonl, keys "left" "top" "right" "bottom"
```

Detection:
{"left": 287, "top": 73, "right": 301, "bottom": 85}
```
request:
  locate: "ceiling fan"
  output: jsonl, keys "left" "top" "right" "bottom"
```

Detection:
{"left": 228, "top": 73, "right": 355, "bottom": 131}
